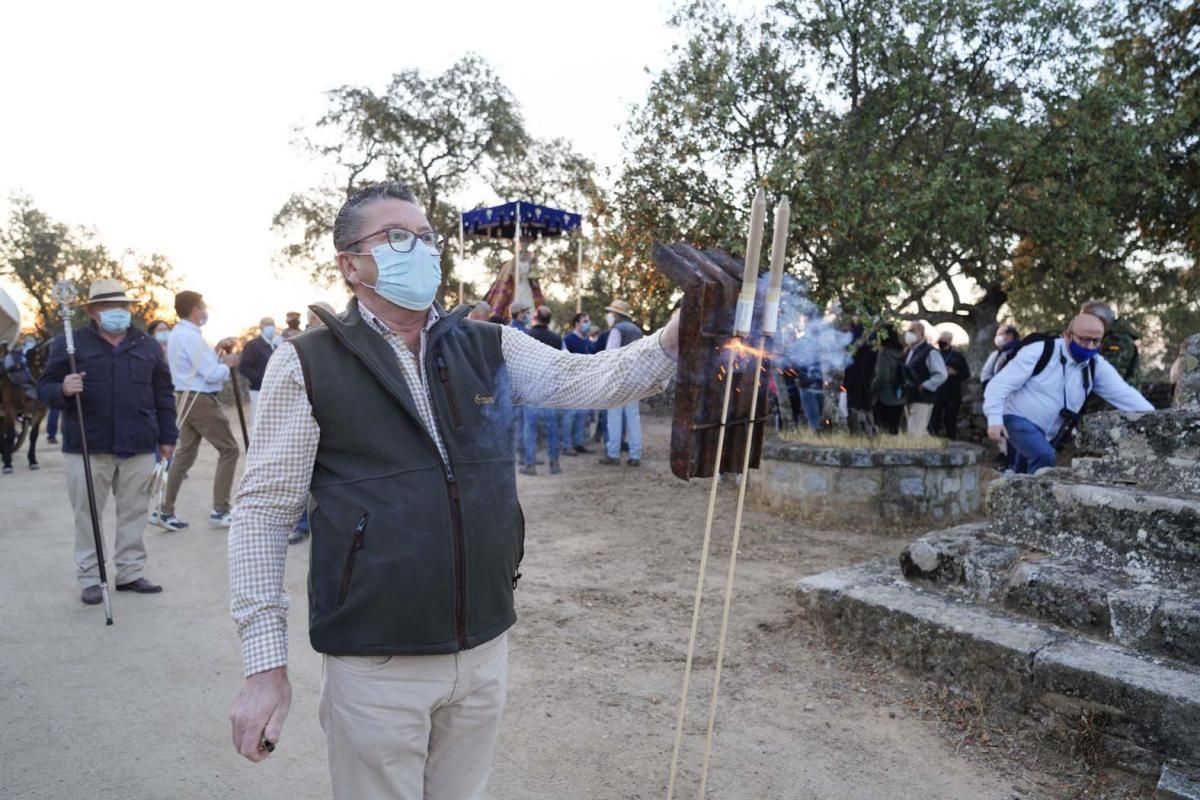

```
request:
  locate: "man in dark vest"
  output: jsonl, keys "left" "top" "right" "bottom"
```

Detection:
{"left": 930, "top": 330, "right": 971, "bottom": 440}
{"left": 901, "top": 321, "right": 948, "bottom": 435}
{"left": 227, "top": 182, "right": 680, "bottom": 799}
{"left": 598, "top": 298, "right": 646, "bottom": 466}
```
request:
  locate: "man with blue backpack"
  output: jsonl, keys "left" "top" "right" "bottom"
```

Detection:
{"left": 983, "top": 313, "right": 1153, "bottom": 474}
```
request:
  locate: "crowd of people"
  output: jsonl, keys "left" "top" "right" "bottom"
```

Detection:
{"left": 773, "top": 299, "right": 1160, "bottom": 478}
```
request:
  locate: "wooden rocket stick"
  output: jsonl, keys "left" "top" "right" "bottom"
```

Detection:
{"left": 666, "top": 188, "right": 766, "bottom": 800}
{"left": 695, "top": 197, "right": 789, "bottom": 799}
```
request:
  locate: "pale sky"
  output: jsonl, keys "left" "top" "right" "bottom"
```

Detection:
{"left": 0, "top": 0, "right": 690, "bottom": 339}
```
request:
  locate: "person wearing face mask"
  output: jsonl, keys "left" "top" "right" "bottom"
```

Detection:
{"left": 238, "top": 317, "right": 278, "bottom": 427}
{"left": 929, "top": 331, "right": 971, "bottom": 440}
{"left": 227, "top": 182, "right": 681, "bottom": 799}
{"left": 156, "top": 290, "right": 242, "bottom": 532}
{"left": 560, "top": 312, "right": 596, "bottom": 455}
{"left": 901, "top": 322, "right": 948, "bottom": 436}
{"left": 37, "top": 279, "right": 178, "bottom": 605}
{"left": 980, "top": 324, "right": 1020, "bottom": 387}
{"left": 984, "top": 313, "right": 1153, "bottom": 474}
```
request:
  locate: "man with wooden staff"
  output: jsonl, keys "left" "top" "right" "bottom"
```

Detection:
{"left": 38, "top": 279, "right": 177, "bottom": 604}
{"left": 227, "top": 181, "right": 680, "bottom": 799}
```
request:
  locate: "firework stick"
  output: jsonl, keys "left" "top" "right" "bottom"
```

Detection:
{"left": 667, "top": 189, "right": 766, "bottom": 800}
{"left": 696, "top": 197, "right": 789, "bottom": 799}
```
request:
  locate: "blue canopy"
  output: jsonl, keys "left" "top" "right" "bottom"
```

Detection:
{"left": 461, "top": 201, "right": 581, "bottom": 240}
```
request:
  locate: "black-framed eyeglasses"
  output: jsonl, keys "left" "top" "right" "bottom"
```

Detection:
{"left": 1069, "top": 332, "right": 1103, "bottom": 348}
{"left": 345, "top": 226, "right": 447, "bottom": 255}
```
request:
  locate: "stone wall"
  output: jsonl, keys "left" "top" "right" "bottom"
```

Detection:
{"left": 750, "top": 438, "right": 984, "bottom": 529}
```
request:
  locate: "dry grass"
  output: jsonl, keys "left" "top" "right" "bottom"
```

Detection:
{"left": 779, "top": 428, "right": 950, "bottom": 450}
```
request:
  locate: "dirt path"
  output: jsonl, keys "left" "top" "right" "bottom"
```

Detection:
{"left": 0, "top": 413, "right": 1110, "bottom": 799}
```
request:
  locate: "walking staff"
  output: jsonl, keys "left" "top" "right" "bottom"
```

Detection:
{"left": 51, "top": 280, "right": 112, "bottom": 625}
{"left": 228, "top": 345, "right": 250, "bottom": 449}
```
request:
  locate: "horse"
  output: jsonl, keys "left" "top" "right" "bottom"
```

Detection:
{"left": 1, "top": 341, "right": 50, "bottom": 474}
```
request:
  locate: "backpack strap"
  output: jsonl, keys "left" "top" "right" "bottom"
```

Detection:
{"left": 1031, "top": 339, "right": 1056, "bottom": 377}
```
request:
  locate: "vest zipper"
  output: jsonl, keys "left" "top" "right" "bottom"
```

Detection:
{"left": 436, "top": 355, "right": 463, "bottom": 428}
{"left": 336, "top": 513, "right": 369, "bottom": 607}
{"left": 445, "top": 474, "right": 469, "bottom": 648}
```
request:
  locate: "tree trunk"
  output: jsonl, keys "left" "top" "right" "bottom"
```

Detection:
{"left": 965, "top": 283, "right": 1007, "bottom": 372}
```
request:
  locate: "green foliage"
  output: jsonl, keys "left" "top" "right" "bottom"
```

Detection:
{"left": 274, "top": 54, "right": 529, "bottom": 297}
{"left": 607, "top": 0, "right": 1198, "bottom": 364}
{"left": 0, "top": 194, "right": 179, "bottom": 336}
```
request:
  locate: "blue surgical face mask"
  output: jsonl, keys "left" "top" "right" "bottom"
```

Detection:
{"left": 98, "top": 309, "right": 131, "bottom": 334}
{"left": 360, "top": 242, "right": 442, "bottom": 311}
{"left": 155, "top": 330, "right": 171, "bottom": 344}
{"left": 261, "top": 325, "right": 276, "bottom": 340}
{"left": 197, "top": 311, "right": 209, "bottom": 327}
{"left": 1068, "top": 340, "right": 1100, "bottom": 362}
{"left": 580, "top": 321, "right": 592, "bottom": 334}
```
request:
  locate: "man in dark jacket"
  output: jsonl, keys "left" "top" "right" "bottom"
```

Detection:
{"left": 238, "top": 317, "right": 276, "bottom": 426}
{"left": 521, "top": 305, "right": 564, "bottom": 475}
{"left": 38, "top": 279, "right": 177, "bottom": 604}
{"left": 930, "top": 331, "right": 971, "bottom": 440}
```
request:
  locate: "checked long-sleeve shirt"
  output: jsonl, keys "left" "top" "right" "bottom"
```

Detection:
{"left": 229, "top": 302, "right": 676, "bottom": 676}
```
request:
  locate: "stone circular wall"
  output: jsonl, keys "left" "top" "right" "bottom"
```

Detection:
{"left": 749, "top": 438, "right": 985, "bottom": 530}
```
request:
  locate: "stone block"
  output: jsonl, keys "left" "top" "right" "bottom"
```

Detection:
{"left": 1072, "top": 456, "right": 1200, "bottom": 499}
{"left": 1076, "top": 408, "right": 1200, "bottom": 461}
{"left": 988, "top": 476, "right": 1200, "bottom": 582}
{"left": 798, "top": 467, "right": 831, "bottom": 494}
{"left": 942, "top": 476, "right": 962, "bottom": 493}
{"left": 1158, "top": 764, "right": 1200, "bottom": 800}
{"left": 797, "top": 562, "right": 1200, "bottom": 777}
{"left": 899, "top": 477, "right": 925, "bottom": 496}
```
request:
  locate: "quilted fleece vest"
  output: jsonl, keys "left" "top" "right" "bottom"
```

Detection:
{"left": 292, "top": 300, "right": 524, "bottom": 656}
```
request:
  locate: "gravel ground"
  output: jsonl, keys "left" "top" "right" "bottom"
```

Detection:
{"left": 0, "top": 413, "right": 1147, "bottom": 799}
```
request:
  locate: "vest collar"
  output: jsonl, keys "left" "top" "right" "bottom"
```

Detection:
{"left": 306, "top": 299, "right": 473, "bottom": 429}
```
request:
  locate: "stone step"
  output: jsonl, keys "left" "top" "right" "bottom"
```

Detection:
{"left": 900, "top": 526, "right": 1200, "bottom": 666}
{"left": 797, "top": 560, "right": 1200, "bottom": 779}
{"left": 1077, "top": 408, "right": 1200, "bottom": 461}
{"left": 1071, "top": 456, "right": 1200, "bottom": 498}
{"left": 987, "top": 475, "right": 1200, "bottom": 582}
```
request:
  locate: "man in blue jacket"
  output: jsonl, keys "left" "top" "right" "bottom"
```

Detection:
{"left": 38, "top": 279, "right": 178, "bottom": 605}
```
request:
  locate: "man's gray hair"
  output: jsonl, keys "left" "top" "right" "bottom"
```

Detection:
{"left": 333, "top": 182, "right": 419, "bottom": 252}
{"left": 1080, "top": 300, "right": 1116, "bottom": 327}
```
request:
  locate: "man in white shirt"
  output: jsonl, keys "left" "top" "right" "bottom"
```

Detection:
{"left": 984, "top": 313, "right": 1154, "bottom": 474}
{"left": 154, "top": 290, "right": 242, "bottom": 530}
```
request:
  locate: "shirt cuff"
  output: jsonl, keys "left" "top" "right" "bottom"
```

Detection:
{"left": 239, "top": 615, "right": 288, "bottom": 678}
{"left": 987, "top": 414, "right": 1004, "bottom": 427}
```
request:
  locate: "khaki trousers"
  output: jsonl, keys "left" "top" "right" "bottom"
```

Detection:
{"left": 65, "top": 452, "right": 156, "bottom": 588}
{"left": 162, "top": 393, "right": 239, "bottom": 515}
{"left": 319, "top": 634, "right": 509, "bottom": 800}
{"left": 906, "top": 402, "right": 934, "bottom": 436}
{"left": 248, "top": 389, "right": 259, "bottom": 429}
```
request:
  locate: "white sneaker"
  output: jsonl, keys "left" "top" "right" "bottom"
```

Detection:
{"left": 150, "top": 511, "right": 189, "bottom": 531}
{"left": 209, "top": 511, "right": 233, "bottom": 528}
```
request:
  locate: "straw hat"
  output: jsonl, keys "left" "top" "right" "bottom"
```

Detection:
{"left": 85, "top": 279, "right": 140, "bottom": 305}
{"left": 605, "top": 299, "right": 633, "bottom": 318}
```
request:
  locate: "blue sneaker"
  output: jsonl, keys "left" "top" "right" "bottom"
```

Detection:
{"left": 150, "top": 511, "right": 189, "bottom": 531}
{"left": 209, "top": 511, "right": 233, "bottom": 528}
